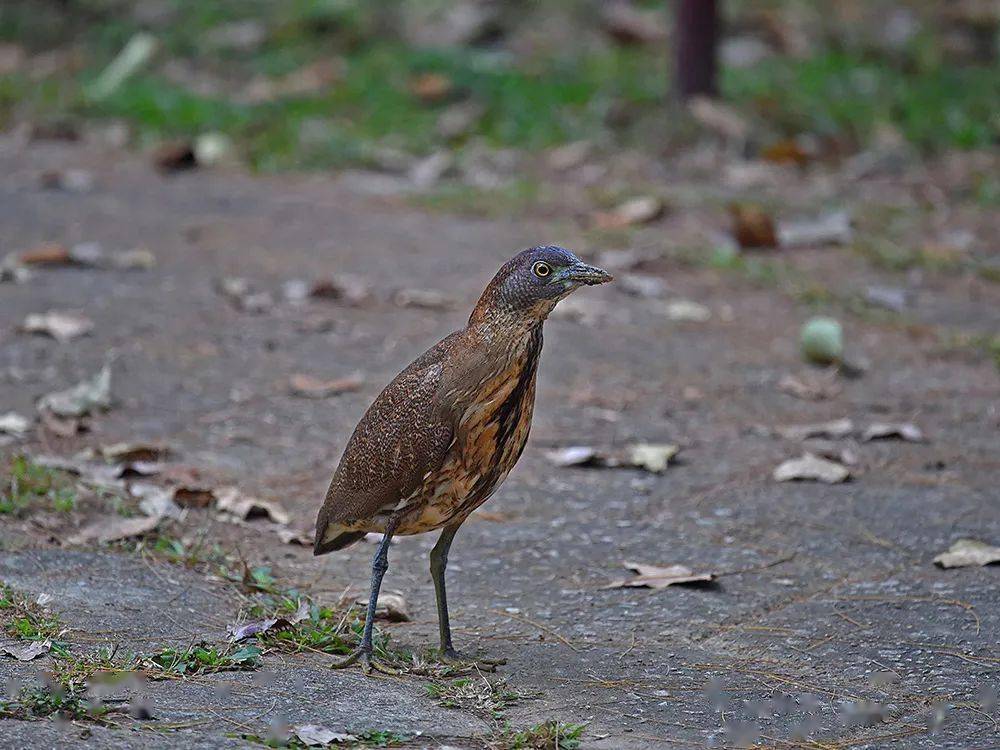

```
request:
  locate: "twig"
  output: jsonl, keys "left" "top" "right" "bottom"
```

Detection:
{"left": 488, "top": 609, "right": 581, "bottom": 652}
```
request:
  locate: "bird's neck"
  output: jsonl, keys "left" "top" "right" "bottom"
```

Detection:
{"left": 466, "top": 305, "right": 546, "bottom": 351}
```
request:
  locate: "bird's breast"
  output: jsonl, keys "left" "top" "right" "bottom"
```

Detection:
{"left": 395, "top": 335, "right": 541, "bottom": 534}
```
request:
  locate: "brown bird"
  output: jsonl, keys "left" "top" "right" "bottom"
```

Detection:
{"left": 314, "top": 246, "right": 612, "bottom": 672}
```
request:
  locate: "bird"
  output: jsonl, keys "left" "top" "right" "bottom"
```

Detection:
{"left": 314, "top": 245, "right": 612, "bottom": 673}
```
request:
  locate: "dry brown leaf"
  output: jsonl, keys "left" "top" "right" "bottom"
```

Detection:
{"left": 777, "top": 373, "right": 841, "bottom": 401}
{"left": 67, "top": 514, "right": 161, "bottom": 545}
{"left": 409, "top": 72, "right": 453, "bottom": 103}
{"left": 289, "top": 373, "right": 364, "bottom": 399}
{"left": 20, "top": 242, "right": 72, "bottom": 265}
{"left": 37, "top": 364, "right": 112, "bottom": 418}
{"left": 776, "top": 418, "right": 854, "bottom": 441}
{"left": 730, "top": 203, "right": 777, "bottom": 249}
{"left": 600, "top": 2, "right": 668, "bottom": 45}
{"left": 393, "top": 288, "right": 455, "bottom": 310}
{"left": 1, "top": 638, "right": 51, "bottom": 661}
{"left": 933, "top": 539, "right": 1000, "bottom": 569}
{"left": 773, "top": 453, "right": 850, "bottom": 483}
{"left": 861, "top": 422, "right": 924, "bottom": 443}
{"left": 761, "top": 138, "right": 812, "bottom": 166}
{"left": 215, "top": 486, "right": 290, "bottom": 525}
{"left": 100, "top": 442, "right": 172, "bottom": 463}
{"left": 21, "top": 311, "right": 94, "bottom": 342}
{"left": 0, "top": 412, "right": 30, "bottom": 436}
{"left": 354, "top": 591, "right": 411, "bottom": 622}
{"left": 604, "top": 562, "right": 714, "bottom": 590}
{"left": 592, "top": 196, "right": 664, "bottom": 229}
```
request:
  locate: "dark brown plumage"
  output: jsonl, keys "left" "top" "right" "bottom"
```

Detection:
{"left": 314, "top": 245, "right": 611, "bottom": 672}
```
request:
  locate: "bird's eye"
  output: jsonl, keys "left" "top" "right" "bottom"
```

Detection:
{"left": 532, "top": 261, "right": 552, "bottom": 278}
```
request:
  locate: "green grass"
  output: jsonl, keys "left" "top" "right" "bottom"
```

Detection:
{"left": 427, "top": 676, "right": 527, "bottom": 722}
{"left": 1, "top": 456, "right": 77, "bottom": 516}
{"left": 2, "top": 1, "right": 995, "bottom": 172}
{"left": 0, "top": 583, "right": 71, "bottom": 657}
{"left": 490, "top": 720, "right": 586, "bottom": 750}
{"left": 140, "top": 641, "right": 261, "bottom": 676}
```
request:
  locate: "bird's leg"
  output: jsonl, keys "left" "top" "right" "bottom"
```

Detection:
{"left": 430, "top": 522, "right": 506, "bottom": 670}
{"left": 331, "top": 528, "right": 399, "bottom": 675}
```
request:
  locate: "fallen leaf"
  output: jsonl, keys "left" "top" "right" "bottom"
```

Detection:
{"left": 172, "top": 486, "right": 216, "bottom": 509}
{"left": 153, "top": 140, "right": 197, "bottom": 172}
{"left": 131, "top": 484, "right": 184, "bottom": 520}
{"left": 546, "top": 446, "right": 600, "bottom": 468}
{"left": 546, "top": 444, "right": 679, "bottom": 473}
{"left": 933, "top": 539, "right": 1000, "bottom": 569}
{"left": 309, "top": 275, "right": 371, "bottom": 305}
{"left": 230, "top": 599, "right": 310, "bottom": 642}
{"left": 861, "top": 422, "right": 924, "bottom": 443}
{"left": 86, "top": 32, "right": 158, "bottom": 101}
{"left": 436, "top": 100, "right": 485, "bottom": 140}
{"left": 655, "top": 299, "right": 711, "bottom": 322}
{"left": 865, "top": 286, "right": 910, "bottom": 312}
{"left": 410, "top": 150, "right": 455, "bottom": 188}
{"left": 40, "top": 168, "right": 94, "bottom": 193}
{"left": 39, "top": 410, "right": 84, "bottom": 437}
{"left": 773, "top": 453, "right": 850, "bottom": 483}
{"left": 592, "top": 196, "right": 664, "bottom": 229}
{"left": 20, "top": 310, "right": 94, "bottom": 342}
{"left": 216, "top": 277, "right": 274, "bottom": 313}
{"left": 37, "top": 363, "right": 112, "bottom": 418}
{"left": 111, "top": 247, "right": 156, "bottom": 270}
{"left": 354, "top": 591, "right": 411, "bottom": 622}
{"left": 777, "top": 373, "right": 841, "bottom": 401}
{"left": 778, "top": 210, "right": 852, "bottom": 248}
{"left": 0, "top": 412, "right": 30, "bottom": 436}
{"left": 604, "top": 562, "right": 714, "bottom": 590}
{"left": 761, "top": 138, "right": 812, "bottom": 166}
{"left": 547, "top": 140, "right": 591, "bottom": 171}
{"left": 393, "top": 288, "right": 455, "bottom": 310}
{"left": 242, "top": 59, "right": 342, "bottom": 104}
{"left": 688, "top": 96, "right": 748, "bottom": 141}
{"left": 600, "top": 2, "right": 667, "bottom": 45}
{"left": 277, "top": 527, "right": 312, "bottom": 546}
{"left": 1, "top": 639, "right": 51, "bottom": 661}
{"left": 730, "top": 203, "right": 777, "bottom": 249}
{"left": 67, "top": 514, "right": 161, "bottom": 545}
{"left": 215, "top": 486, "right": 290, "bottom": 525}
{"left": 288, "top": 373, "right": 364, "bottom": 399}
{"left": 293, "top": 725, "right": 357, "bottom": 747}
{"left": 617, "top": 273, "right": 668, "bottom": 298}
{"left": 627, "top": 443, "right": 679, "bottom": 473}
{"left": 776, "top": 418, "right": 854, "bottom": 441}
{"left": 19, "top": 242, "right": 72, "bottom": 266}
{"left": 100, "top": 442, "right": 172, "bottom": 463}
{"left": 409, "top": 72, "right": 453, "bottom": 103}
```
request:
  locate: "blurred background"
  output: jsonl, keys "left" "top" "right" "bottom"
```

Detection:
{"left": 1, "top": 0, "right": 997, "bottom": 173}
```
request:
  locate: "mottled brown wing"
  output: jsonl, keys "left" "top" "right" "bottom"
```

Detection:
{"left": 313, "top": 333, "right": 460, "bottom": 554}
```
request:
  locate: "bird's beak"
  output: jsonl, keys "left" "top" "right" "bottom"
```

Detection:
{"left": 562, "top": 262, "right": 613, "bottom": 286}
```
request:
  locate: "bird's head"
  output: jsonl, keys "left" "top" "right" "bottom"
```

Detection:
{"left": 470, "top": 245, "right": 612, "bottom": 328}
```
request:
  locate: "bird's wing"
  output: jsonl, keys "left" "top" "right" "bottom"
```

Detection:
{"left": 314, "top": 332, "right": 461, "bottom": 547}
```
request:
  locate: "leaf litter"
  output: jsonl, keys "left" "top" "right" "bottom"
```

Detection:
{"left": 773, "top": 453, "right": 851, "bottom": 483}
{"left": 933, "top": 539, "right": 1000, "bottom": 569}
{"left": 547, "top": 443, "right": 679, "bottom": 473}
{"left": 20, "top": 310, "right": 94, "bottom": 342}
{"left": 37, "top": 363, "right": 112, "bottom": 418}
{"left": 288, "top": 373, "right": 364, "bottom": 399}
{"left": 604, "top": 562, "right": 715, "bottom": 590}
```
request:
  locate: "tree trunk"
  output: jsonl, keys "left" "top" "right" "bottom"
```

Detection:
{"left": 674, "top": 0, "right": 719, "bottom": 100}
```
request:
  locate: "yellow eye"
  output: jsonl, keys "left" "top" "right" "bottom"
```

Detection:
{"left": 532, "top": 261, "right": 552, "bottom": 278}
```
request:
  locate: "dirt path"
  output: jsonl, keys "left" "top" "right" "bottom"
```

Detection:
{"left": 1, "top": 136, "right": 998, "bottom": 749}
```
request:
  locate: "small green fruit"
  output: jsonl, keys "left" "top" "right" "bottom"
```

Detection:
{"left": 800, "top": 317, "right": 843, "bottom": 365}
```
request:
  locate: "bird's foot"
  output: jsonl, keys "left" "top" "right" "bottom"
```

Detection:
{"left": 330, "top": 646, "right": 400, "bottom": 676}
{"left": 438, "top": 647, "right": 507, "bottom": 672}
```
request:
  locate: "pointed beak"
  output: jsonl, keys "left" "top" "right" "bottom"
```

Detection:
{"left": 564, "top": 262, "right": 613, "bottom": 286}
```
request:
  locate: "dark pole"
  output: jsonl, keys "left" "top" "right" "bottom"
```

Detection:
{"left": 674, "top": 0, "right": 719, "bottom": 100}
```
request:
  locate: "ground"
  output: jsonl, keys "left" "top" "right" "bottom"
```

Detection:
{"left": 0, "top": 133, "right": 998, "bottom": 749}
